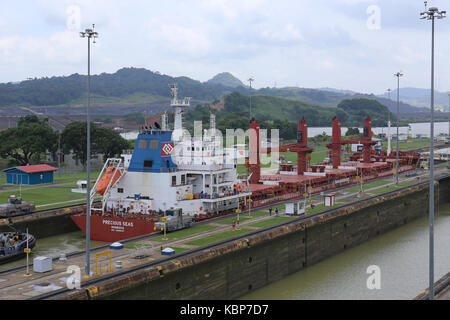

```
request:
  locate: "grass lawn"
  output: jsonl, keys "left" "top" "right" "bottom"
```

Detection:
{"left": 123, "top": 242, "right": 191, "bottom": 254}
{"left": 124, "top": 242, "right": 152, "bottom": 249}
{"left": 369, "top": 180, "right": 416, "bottom": 195}
{"left": 53, "top": 171, "right": 100, "bottom": 184}
{"left": 185, "top": 228, "right": 252, "bottom": 246}
{"left": 217, "top": 215, "right": 253, "bottom": 225}
{"left": 345, "top": 180, "right": 391, "bottom": 193}
{"left": 0, "top": 186, "right": 85, "bottom": 206}
{"left": 248, "top": 216, "right": 293, "bottom": 228}
{"left": 280, "top": 151, "right": 327, "bottom": 165}
{"left": 217, "top": 210, "right": 267, "bottom": 225}
{"left": 382, "top": 139, "right": 431, "bottom": 151}
{"left": 151, "top": 224, "right": 218, "bottom": 242}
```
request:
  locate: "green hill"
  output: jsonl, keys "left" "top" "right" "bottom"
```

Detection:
{"left": 0, "top": 67, "right": 234, "bottom": 108}
{"left": 337, "top": 98, "right": 395, "bottom": 127}
{"left": 206, "top": 72, "right": 244, "bottom": 88}
{"left": 184, "top": 93, "right": 394, "bottom": 139}
{"left": 0, "top": 67, "right": 430, "bottom": 120}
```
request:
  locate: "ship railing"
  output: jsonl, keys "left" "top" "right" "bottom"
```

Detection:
{"left": 177, "top": 163, "right": 235, "bottom": 171}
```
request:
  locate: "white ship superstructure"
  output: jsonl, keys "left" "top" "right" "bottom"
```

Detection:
{"left": 96, "top": 85, "right": 250, "bottom": 218}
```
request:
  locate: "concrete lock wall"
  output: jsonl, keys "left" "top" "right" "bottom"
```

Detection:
{"left": 91, "top": 177, "right": 449, "bottom": 300}
{"left": 0, "top": 206, "right": 82, "bottom": 238}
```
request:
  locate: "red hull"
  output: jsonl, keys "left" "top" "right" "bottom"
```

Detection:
{"left": 71, "top": 214, "right": 157, "bottom": 242}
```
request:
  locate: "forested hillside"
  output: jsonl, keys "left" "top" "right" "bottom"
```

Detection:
{"left": 183, "top": 93, "right": 394, "bottom": 139}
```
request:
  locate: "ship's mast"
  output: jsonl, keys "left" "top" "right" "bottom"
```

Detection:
{"left": 161, "top": 112, "right": 168, "bottom": 131}
{"left": 210, "top": 113, "right": 216, "bottom": 142}
{"left": 170, "top": 84, "right": 191, "bottom": 141}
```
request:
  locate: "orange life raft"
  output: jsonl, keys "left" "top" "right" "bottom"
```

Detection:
{"left": 96, "top": 167, "right": 121, "bottom": 195}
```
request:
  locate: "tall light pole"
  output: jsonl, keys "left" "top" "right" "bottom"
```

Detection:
{"left": 80, "top": 24, "right": 98, "bottom": 277}
{"left": 394, "top": 72, "right": 403, "bottom": 187}
{"left": 420, "top": 1, "right": 446, "bottom": 300}
{"left": 448, "top": 93, "right": 450, "bottom": 139}
{"left": 387, "top": 88, "right": 392, "bottom": 155}
{"left": 248, "top": 78, "right": 254, "bottom": 119}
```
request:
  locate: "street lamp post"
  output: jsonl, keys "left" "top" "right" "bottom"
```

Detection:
{"left": 394, "top": 72, "right": 403, "bottom": 187}
{"left": 387, "top": 88, "right": 392, "bottom": 155}
{"left": 448, "top": 93, "right": 450, "bottom": 139}
{"left": 80, "top": 24, "right": 98, "bottom": 277}
{"left": 420, "top": 1, "right": 446, "bottom": 300}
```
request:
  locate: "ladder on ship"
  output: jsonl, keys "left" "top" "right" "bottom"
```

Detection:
{"left": 90, "top": 158, "right": 124, "bottom": 215}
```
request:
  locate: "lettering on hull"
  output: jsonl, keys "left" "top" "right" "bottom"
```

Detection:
{"left": 102, "top": 219, "right": 135, "bottom": 233}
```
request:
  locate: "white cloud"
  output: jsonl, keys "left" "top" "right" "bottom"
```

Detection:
{"left": 260, "top": 24, "right": 303, "bottom": 43}
{"left": 145, "top": 22, "right": 211, "bottom": 57}
{"left": 0, "top": 0, "right": 449, "bottom": 94}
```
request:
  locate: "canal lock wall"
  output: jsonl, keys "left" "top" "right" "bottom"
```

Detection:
{"left": 0, "top": 205, "right": 82, "bottom": 238}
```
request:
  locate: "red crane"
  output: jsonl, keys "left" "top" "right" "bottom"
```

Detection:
{"left": 326, "top": 116, "right": 377, "bottom": 169}
{"left": 279, "top": 117, "right": 313, "bottom": 175}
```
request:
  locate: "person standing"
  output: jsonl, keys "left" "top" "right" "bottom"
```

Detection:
{"left": 269, "top": 207, "right": 272, "bottom": 216}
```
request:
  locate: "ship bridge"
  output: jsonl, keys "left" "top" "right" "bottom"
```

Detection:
{"left": 128, "top": 130, "right": 177, "bottom": 173}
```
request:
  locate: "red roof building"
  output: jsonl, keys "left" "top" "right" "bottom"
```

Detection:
{"left": 3, "top": 164, "right": 58, "bottom": 185}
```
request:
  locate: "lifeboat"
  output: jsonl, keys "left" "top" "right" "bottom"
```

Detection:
{"left": 97, "top": 167, "right": 121, "bottom": 195}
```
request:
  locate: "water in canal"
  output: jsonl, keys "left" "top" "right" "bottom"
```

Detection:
{"left": 242, "top": 202, "right": 450, "bottom": 300}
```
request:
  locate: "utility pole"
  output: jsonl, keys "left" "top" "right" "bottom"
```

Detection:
{"left": 80, "top": 24, "right": 98, "bottom": 278}
{"left": 420, "top": 1, "right": 446, "bottom": 300}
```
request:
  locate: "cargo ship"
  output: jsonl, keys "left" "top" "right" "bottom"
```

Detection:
{"left": 71, "top": 84, "right": 421, "bottom": 242}
{"left": 71, "top": 85, "right": 251, "bottom": 242}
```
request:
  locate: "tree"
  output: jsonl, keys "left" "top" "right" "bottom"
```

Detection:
{"left": 0, "top": 115, "right": 58, "bottom": 165}
{"left": 61, "top": 122, "right": 91, "bottom": 167}
{"left": 337, "top": 98, "right": 394, "bottom": 127}
{"left": 61, "top": 122, "right": 130, "bottom": 167}
{"left": 95, "top": 127, "right": 131, "bottom": 162}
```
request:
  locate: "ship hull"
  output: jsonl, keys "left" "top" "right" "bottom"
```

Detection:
{"left": 70, "top": 214, "right": 157, "bottom": 242}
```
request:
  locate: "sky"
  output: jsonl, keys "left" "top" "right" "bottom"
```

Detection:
{"left": 0, "top": 0, "right": 449, "bottom": 95}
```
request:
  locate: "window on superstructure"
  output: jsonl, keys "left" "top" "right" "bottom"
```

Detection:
{"left": 118, "top": 188, "right": 124, "bottom": 193}
{"left": 149, "top": 139, "right": 159, "bottom": 150}
{"left": 172, "top": 175, "right": 177, "bottom": 186}
{"left": 144, "top": 160, "right": 153, "bottom": 168}
{"left": 138, "top": 139, "right": 148, "bottom": 149}
{"left": 181, "top": 175, "right": 186, "bottom": 185}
